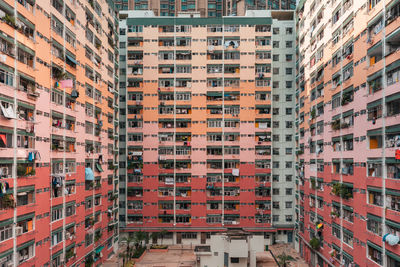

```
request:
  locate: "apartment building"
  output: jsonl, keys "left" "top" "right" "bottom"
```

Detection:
{"left": 118, "top": 10, "right": 296, "bottom": 245}
{"left": 115, "top": 0, "right": 296, "bottom": 17}
{"left": 295, "top": 0, "right": 400, "bottom": 266}
{"left": 0, "top": 0, "right": 119, "bottom": 266}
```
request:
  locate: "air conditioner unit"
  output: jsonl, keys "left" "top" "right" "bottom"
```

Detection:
{"left": 16, "top": 226, "right": 23, "bottom": 236}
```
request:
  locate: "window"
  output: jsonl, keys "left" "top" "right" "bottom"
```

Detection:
{"left": 66, "top": 203, "right": 75, "bottom": 216}
{"left": 367, "top": 216, "right": 382, "bottom": 236}
{"left": 51, "top": 207, "right": 63, "bottom": 222}
{"left": 368, "top": 242, "right": 383, "bottom": 265}
{"left": 0, "top": 222, "right": 13, "bottom": 242}
{"left": 285, "top": 202, "right": 292, "bottom": 208}
{"left": 17, "top": 241, "right": 34, "bottom": 264}
{"left": 332, "top": 225, "right": 341, "bottom": 239}
{"left": 52, "top": 230, "right": 63, "bottom": 246}
{"left": 343, "top": 229, "right": 353, "bottom": 247}
{"left": 85, "top": 233, "right": 93, "bottom": 247}
{"left": 273, "top": 55, "right": 279, "bottom": 61}
{"left": 17, "top": 188, "right": 35, "bottom": 206}
{"left": 273, "top": 215, "right": 279, "bottom": 221}
{"left": 286, "top": 188, "right": 292, "bottom": 195}
{"left": 285, "top": 215, "right": 293, "bottom": 222}
{"left": 181, "top": 232, "right": 197, "bottom": 239}
{"left": 86, "top": 197, "right": 93, "bottom": 209}
{"left": 231, "top": 258, "right": 239, "bottom": 263}
{"left": 273, "top": 188, "right": 279, "bottom": 195}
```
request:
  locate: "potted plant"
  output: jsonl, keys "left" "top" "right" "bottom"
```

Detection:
{"left": 53, "top": 70, "right": 67, "bottom": 81}
{"left": 332, "top": 183, "right": 342, "bottom": 196}
{"left": 310, "top": 178, "right": 317, "bottom": 189}
{"left": 331, "top": 120, "right": 341, "bottom": 130}
{"left": 65, "top": 249, "right": 75, "bottom": 262}
{"left": 3, "top": 14, "right": 16, "bottom": 28}
{"left": 17, "top": 165, "right": 27, "bottom": 177}
{"left": 94, "top": 231, "right": 102, "bottom": 242}
{"left": 309, "top": 237, "right": 320, "bottom": 250}
{"left": 310, "top": 108, "right": 316, "bottom": 119}
{"left": 1, "top": 194, "right": 15, "bottom": 209}
{"left": 330, "top": 210, "right": 339, "bottom": 218}
{"left": 85, "top": 255, "right": 94, "bottom": 267}
{"left": 341, "top": 92, "right": 352, "bottom": 105}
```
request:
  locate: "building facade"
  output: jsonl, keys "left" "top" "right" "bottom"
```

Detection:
{"left": 118, "top": 10, "right": 296, "bottom": 245}
{"left": 194, "top": 231, "right": 265, "bottom": 267}
{"left": 295, "top": 0, "right": 400, "bottom": 266}
{"left": 0, "top": 0, "right": 119, "bottom": 266}
{"left": 115, "top": 0, "right": 296, "bottom": 17}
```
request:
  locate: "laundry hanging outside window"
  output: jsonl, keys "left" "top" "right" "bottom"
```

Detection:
{"left": 0, "top": 102, "right": 16, "bottom": 119}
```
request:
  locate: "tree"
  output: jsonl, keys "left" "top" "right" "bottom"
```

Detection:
{"left": 151, "top": 232, "right": 160, "bottom": 244}
{"left": 277, "top": 252, "right": 294, "bottom": 267}
{"left": 119, "top": 252, "right": 127, "bottom": 267}
{"left": 134, "top": 231, "right": 146, "bottom": 248}
{"left": 121, "top": 235, "right": 135, "bottom": 262}
{"left": 160, "top": 230, "right": 168, "bottom": 245}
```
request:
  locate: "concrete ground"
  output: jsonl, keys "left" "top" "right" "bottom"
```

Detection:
{"left": 104, "top": 243, "right": 308, "bottom": 267}
{"left": 103, "top": 252, "right": 123, "bottom": 267}
{"left": 135, "top": 245, "right": 196, "bottom": 267}
{"left": 268, "top": 244, "right": 309, "bottom": 267}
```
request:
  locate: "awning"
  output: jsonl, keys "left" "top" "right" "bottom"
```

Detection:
{"left": 367, "top": 128, "right": 382, "bottom": 136}
{"left": 367, "top": 99, "right": 382, "bottom": 109}
{"left": 386, "top": 93, "right": 400, "bottom": 103}
{"left": 0, "top": 0, "right": 13, "bottom": 13}
{"left": 95, "top": 246, "right": 104, "bottom": 254}
{"left": 17, "top": 240, "right": 35, "bottom": 252}
{"left": 386, "top": 189, "right": 400, "bottom": 197}
{"left": 367, "top": 241, "right": 383, "bottom": 253}
{"left": 17, "top": 212, "right": 34, "bottom": 222}
{"left": 95, "top": 163, "right": 103, "bottom": 172}
{"left": 386, "top": 249, "right": 400, "bottom": 263}
{"left": 386, "top": 59, "right": 400, "bottom": 72}
{"left": 52, "top": 249, "right": 63, "bottom": 260}
{"left": 66, "top": 55, "right": 77, "bottom": 65}
{"left": 0, "top": 218, "right": 13, "bottom": 228}
{"left": 386, "top": 124, "right": 400, "bottom": 133}
{"left": 85, "top": 168, "right": 94, "bottom": 181}
{"left": 367, "top": 70, "right": 382, "bottom": 82}
{"left": 17, "top": 43, "right": 35, "bottom": 56}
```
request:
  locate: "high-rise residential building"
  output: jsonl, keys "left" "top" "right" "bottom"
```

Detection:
{"left": 0, "top": 0, "right": 119, "bottom": 265}
{"left": 118, "top": 10, "right": 296, "bottom": 245}
{"left": 295, "top": 0, "right": 400, "bottom": 266}
{"left": 115, "top": 0, "right": 296, "bottom": 16}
